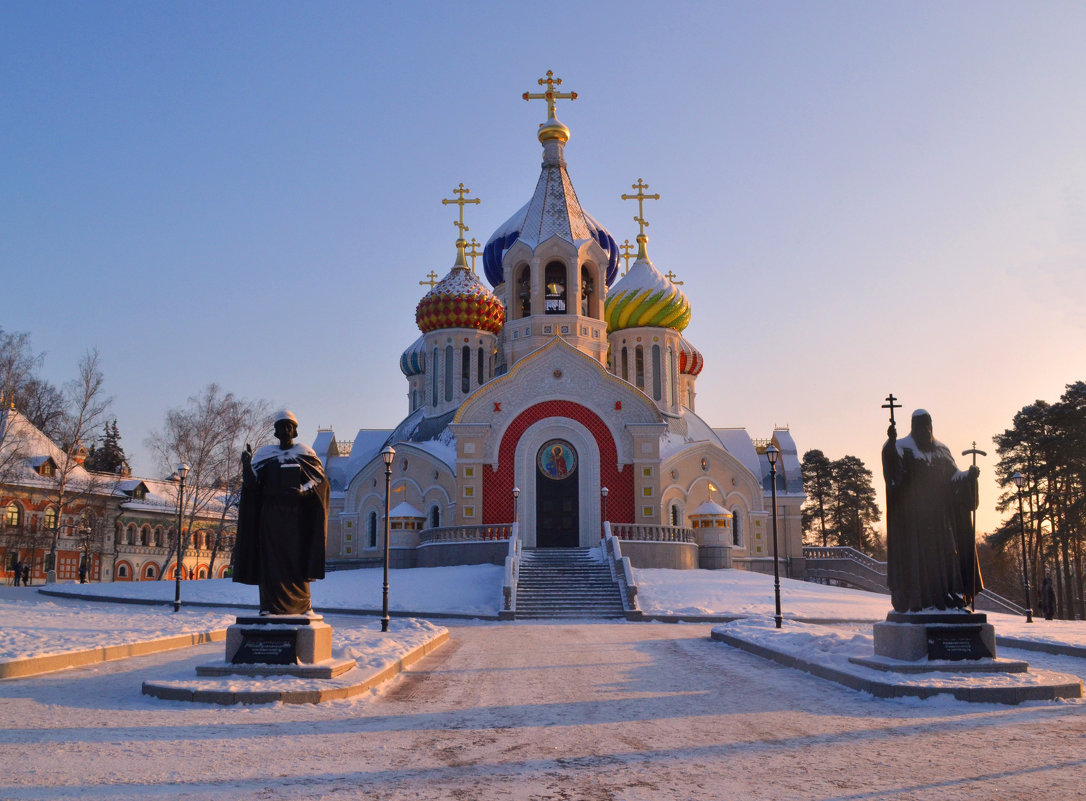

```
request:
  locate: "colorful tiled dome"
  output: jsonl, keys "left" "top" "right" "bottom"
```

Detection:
{"left": 399, "top": 335, "right": 425, "bottom": 377}
{"left": 604, "top": 252, "right": 690, "bottom": 333}
{"left": 678, "top": 337, "right": 704, "bottom": 376}
{"left": 416, "top": 265, "right": 505, "bottom": 335}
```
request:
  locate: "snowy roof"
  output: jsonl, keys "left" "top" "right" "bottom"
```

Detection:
{"left": 690, "top": 500, "right": 730, "bottom": 517}
{"left": 389, "top": 501, "right": 424, "bottom": 519}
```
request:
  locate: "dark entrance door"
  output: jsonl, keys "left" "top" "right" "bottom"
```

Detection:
{"left": 535, "top": 440, "right": 579, "bottom": 548}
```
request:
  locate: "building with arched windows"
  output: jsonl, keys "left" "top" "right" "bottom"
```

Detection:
{"left": 0, "top": 405, "right": 235, "bottom": 584}
{"left": 317, "top": 77, "right": 806, "bottom": 577}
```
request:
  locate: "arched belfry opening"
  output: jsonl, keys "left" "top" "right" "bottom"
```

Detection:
{"left": 544, "top": 261, "right": 568, "bottom": 314}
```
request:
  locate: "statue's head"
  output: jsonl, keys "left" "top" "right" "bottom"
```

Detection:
{"left": 273, "top": 410, "right": 298, "bottom": 448}
{"left": 910, "top": 409, "right": 933, "bottom": 449}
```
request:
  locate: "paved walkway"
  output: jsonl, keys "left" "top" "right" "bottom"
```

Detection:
{"left": 2, "top": 622, "right": 1085, "bottom": 800}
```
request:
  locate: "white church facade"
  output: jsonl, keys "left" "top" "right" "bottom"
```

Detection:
{"left": 315, "top": 74, "right": 806, "bottom": 576}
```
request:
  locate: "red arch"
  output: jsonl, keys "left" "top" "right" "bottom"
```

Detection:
{"left": 483, "top": 400, "right": 633, "bottom": 524}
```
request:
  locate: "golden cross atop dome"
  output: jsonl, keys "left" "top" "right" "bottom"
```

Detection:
{"left": 664, "top": 270, "right": 684, "bottom": 285}
{"left": 621, "top": 178, "right": 660, "bottom": 238}
{"left": 465, "top": 238, "right": 482, "bottom": 274}
{"left": 442, "top": 183, "right": 481, "bottom": 240}
{"left": 523, "top": 70, "right": 577, "bottom": 120}
{"left": 419, "top": 270, "right": 439, "bottom": 289}
{"left": 619, "top": 240, "right": 635, "bottom": 275}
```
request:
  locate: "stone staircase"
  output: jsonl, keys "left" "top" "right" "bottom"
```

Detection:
{"left": 514, "top": 547, "right": 627, "bottom": 619}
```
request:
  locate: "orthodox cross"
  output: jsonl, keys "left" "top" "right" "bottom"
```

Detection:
{"left": 465, "top": 238, "right": 482, "bottom": 273}
{"left": 442, "top": 183, "right": 481, "bottom": 240}
{"left": 621, "top": 178, "right": 660, "bottom": 237}
{"left": 419, "top": 270, "right": 439, "bottom": 289}
{"left": 664, "top": 270, "right": 684, "bottom": 285}
{"left": 882, "top": 393, "right": 901, "bottom": 427}
{"left": 620, "top": 239, "right": 635, "bottom": 274}
{"left": 523, "top": 70, "right": 577, "bottom": 120}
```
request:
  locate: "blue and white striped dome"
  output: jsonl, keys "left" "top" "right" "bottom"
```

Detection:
{"left": 399, "top": 335, "right": 425, "bottom": 377}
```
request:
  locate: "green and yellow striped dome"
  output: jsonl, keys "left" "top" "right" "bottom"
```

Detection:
{"left": 604, "top": 255, "right": 691, "bottom": 333}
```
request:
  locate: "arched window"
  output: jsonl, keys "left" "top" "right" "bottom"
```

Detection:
{"left": 126, "top": 524, "right": 137, "bottom": 545}
{"left": 429, "top": 505, "right": 440, "bottom": 528}
{"left": 544, "top": 261, "right": 567, "bottom": 314}
{"left": 667, "top": 347, "right": 675, "bottom": 406}
{"left": 580, "top": 265, "right": 594, "bottom": 316}
{"left": 670, "top": 503, "right": 681, "bottom": 527}
{"left": 43, "top": 507, "right": 57, "bottom": 531}
{"left": 155, "top": 526, "right": 165, "bottom": 546}
{"left": 367, "top": 511, "right": 377, "bottom": 548}
{"left": 732, "top": 509, "right": 742, "bottom": 546}
{"left": 635, "top": 346, "right": 645, "bottom": 390}
{"left": 516, "top": 264, "right": 531, "bottom": 318}
{"left": 444, "top": 345, "right": 454, "bottom": 402}
{"left": 477, "top": 346, "right": 484, "bottom": 385}
{"left": 652, "top": 344, "right": 662, "bottom": 401}
{"left": 145, "top": 564, "right": 156, "bottom": 579}
{"left": 621, "top": 348, "right": 629, "bottom": 381}
{"left": 412, "top": 388, "right": 418, "bottom": 411}
{"left": 140, "top": 526, "right": 150, "bottom": 547}
{"left": 198, "top": 567, "right": 207, "bottom": 579}
{"left": 5, "top": 503, "right": 19, "bottom": 527}
{"left": 462, "top": 346, "right": 471, "bottom": 394}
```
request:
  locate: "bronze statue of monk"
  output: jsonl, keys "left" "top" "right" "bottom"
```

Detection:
{"left": 882, "top": 409, "right": 983, "bottom": 612}
{"left": 233, "top": 410, "right": 329, "bottom": 615}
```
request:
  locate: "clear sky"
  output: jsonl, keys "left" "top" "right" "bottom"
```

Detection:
{"left": 4, "top": 1, "right": 1084, "bottom": 537}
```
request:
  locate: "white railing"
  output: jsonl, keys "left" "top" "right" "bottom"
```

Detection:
{"left": 419, "top": 524, "right": 513, "bottom": 544}
{"left": 609, "top": 523, "right": 697, "bottom": 544}
{"left": 603, "top": 522, "right": 639, "bottom": 612}
{"left": 502, "top": 523, "right": 520, "bottom": 613}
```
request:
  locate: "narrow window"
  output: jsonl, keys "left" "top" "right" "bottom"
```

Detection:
{"left": 444, "top": 345, "right": 454, "bottom": 402}
{"left": 477, "top": 347, "right": 484, "bottom": 385}
{"left": 621, "top": 347, "right": 628, "bottom": 381}
{"left": 667, "top": 347, "right": 675, "bottom": 406}
{"left": 367, "top": 512, "right": 377, "bottom": 548}
{"left": 517, "top": 265, "right": 531, "bottom": 318}
{"left": 635, "top": 346, "right": 645, "bottom": 390}
{"left": 580, "top": 265, "right": 593, "bottom": 316}
{"left": 652, "top": 344, "right": 662, "bottom": 401}
{"left": 462, "top": 346, "right": 471, "bottom": 394}
{"left": 429, "top": 505, "right": 441, "bottom": 528}
{"left": 670, "top": 504, "right": 680, "bottom": 526}
{"left": 5, "top": 504, "right": 19, "bottom": 527}
{"left": 733, "top": 510, "right": 742, "bottom": 546}
{"left": 431, "top": 348, "right": 439, "bottom": 406}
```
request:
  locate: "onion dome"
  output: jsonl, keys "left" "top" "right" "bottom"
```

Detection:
{"left": 416, "top": 241, "right": 505, "bottom": 335}
{"left": 678, "top": 337, "right": 704, "bottom": 376}
{"left": 604, "top": 236, "right": 691, "bottom": 333}
{"left": 483, "top": 72, "right": 619, "bottom": 288}
{"left": 399, "top": 335, "right": 425, "bottom": 377}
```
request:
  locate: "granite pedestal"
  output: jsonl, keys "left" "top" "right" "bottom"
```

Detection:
{"left": 196, "top": 614, "right": 356, "bottom": 679}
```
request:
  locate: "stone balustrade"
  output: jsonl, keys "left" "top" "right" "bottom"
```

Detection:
{"left": 419, "top": 524, "right": 513, "bottom": 544}
{"left": 609, "top": 524, "right": 697, "bottom": 544}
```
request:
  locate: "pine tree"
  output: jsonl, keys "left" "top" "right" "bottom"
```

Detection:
{"left": 800, "top": 450, "right": 834, "bottom": 547}
{"left": 84, "top": 419, "right": 127, "bottom": 474}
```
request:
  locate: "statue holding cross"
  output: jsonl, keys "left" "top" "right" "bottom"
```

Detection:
{"left": 881, "top": 397, "right": 983, "bottom": 612}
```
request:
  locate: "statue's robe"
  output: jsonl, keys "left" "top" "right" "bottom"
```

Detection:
{"left": 882, "top": 434, "right": 982, "bottom": 612}
{"left": 233, "top": 443, "right": 329, "bottom": 615}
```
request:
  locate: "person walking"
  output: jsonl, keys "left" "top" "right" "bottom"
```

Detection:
{"left": 12, "top": 561, "right": 20, "bottom": 586}
{"left": 22, "top": 564, "right": 30, "bottom": 586}
{"left": 1040, "top": 574, "right": 1057, "bottom": 620}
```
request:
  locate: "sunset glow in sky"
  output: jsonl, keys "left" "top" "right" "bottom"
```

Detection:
{"left": 4, "top": 2, "right": 1085, "bottom": 537}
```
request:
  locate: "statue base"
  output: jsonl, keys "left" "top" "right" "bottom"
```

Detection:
{"left": 195, "top": 614, "right": 356, "bottom": 679}
{"left": 873, "top": 610, "right": 996, "bottom": 662}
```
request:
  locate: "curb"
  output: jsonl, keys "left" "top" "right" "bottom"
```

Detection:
{"left": 0, "top": 629, "right": 228, "bottom": 679}
{"left": 710, "top": 630, "right": 1082, "bottom": 705}
{"left": 141, "top": 629, "right": 450, "bottom": 705}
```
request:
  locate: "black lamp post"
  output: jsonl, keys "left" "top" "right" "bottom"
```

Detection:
{"left": 512, "top": 486, "right": 520, "bottom": 528}
{"left": 600, "top": 486, "right": 609, "bottom": 537}
{"left": 766, "top": 445, "right": 782, "bottom": 629}
{"left": 173, "top": 463, "right": 189, "bottom": 613}
{"left": 380, "top": 445, "right": 395, "bottom": 632}
{"left": 1011, "top": 472, "right": 1034, "bottom": 623}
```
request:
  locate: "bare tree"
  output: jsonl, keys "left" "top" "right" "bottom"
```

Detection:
{"left": 146, "top": 384, "right": 271, "bottom": 579}
{"left": 44, "top": 350, "right": 112, "bottom": 574}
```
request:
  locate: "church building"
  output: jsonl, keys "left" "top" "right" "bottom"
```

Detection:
{"left": 317, "top": 73, "right": 805, "bottom": 576}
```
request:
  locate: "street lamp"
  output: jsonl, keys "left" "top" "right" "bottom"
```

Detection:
{"left": 1010, "top": 472, "right": 1034, "bottom": 623}
{"left": 173, "top": 463, "right": 189, "bottom": 613}
{"left": 766, "top": 445, "right": 782, "bottom": 629}
{"left": 600, "top": 486, "right": 609, "bottom": 538}
{"left": 512, "top": 486, "right": 520, "bottom": 528}
{"left": 380, "top": 445, "right": 395, "bottom": 632}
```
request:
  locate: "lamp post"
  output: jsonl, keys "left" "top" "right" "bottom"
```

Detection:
{"left": 380, "top": 445, "right": 395, "bottom": 632}
{"left": 1011, "top": 472, "right": 1034, "bottom": 623}
{"left": 766, "top": 445, "right": 782, "bottom": 629}
{"left": 600, "top": 486, "right": 609, "bottom": 538}
{"left": 173, "top": 463, "right": 189, "bottom": 613}
{"left": 512, "top": 486, "right": 520, "bottom": 528}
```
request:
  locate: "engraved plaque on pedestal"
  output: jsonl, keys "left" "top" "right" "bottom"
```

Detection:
{"left": 233, "top": 629, "right": 298, "bottom": 665}
{"left": 926, "top": 625, "right": 994, "bottom": 661}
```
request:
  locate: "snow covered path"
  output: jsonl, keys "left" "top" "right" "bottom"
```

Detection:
{"left": 3, "top": 621, "right": 1085, "bottom": 800}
